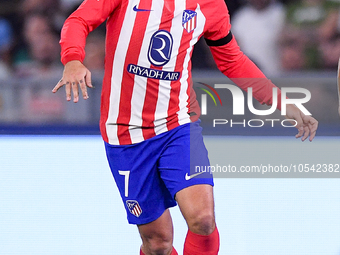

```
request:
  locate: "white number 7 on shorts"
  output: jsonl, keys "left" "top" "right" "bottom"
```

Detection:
{"left": 118, "top": 170, "right": 130, "bottom": 197}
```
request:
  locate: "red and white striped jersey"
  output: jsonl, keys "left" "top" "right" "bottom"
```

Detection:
{"left": 60, "top": 0, "right": 280, "bottom": 145}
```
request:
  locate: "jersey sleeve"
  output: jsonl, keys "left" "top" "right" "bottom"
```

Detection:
{"left": 207, "top": 35, "right": 282, "bottom": 110}
{"left": 60, "top": 0, "right": 119, "bottom": 65}
{"left": 202, "top": 0, "right": 281, "bottom": 110}
{"left": 202, "top": 0, "right": 231, "bottom": 41}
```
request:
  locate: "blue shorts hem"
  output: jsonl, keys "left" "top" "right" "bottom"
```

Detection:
{"left": 171, "top": 178, "right": 214, "bottom": 199}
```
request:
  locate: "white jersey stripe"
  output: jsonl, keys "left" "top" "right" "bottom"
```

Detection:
{"left": 106, "top": 0, "right": 137, "bottom": 145}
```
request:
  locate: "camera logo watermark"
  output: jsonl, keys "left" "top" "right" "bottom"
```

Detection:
{"left": 197, "top": 83, "right": 223, "bottom": 114}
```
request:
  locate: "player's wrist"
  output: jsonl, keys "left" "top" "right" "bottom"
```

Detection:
{"left": 61, "top": 54, "right": 84, "bottom": 66}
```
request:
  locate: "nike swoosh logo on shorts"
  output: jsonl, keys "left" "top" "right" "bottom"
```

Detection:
{"left": 185, "top": 172, "right": 205, "bottom": 181}
{"left": 133, "top": 5, "right": 153, "bottom": 12}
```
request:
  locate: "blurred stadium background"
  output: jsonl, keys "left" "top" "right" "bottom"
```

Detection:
{"left": 0, "top": 0, "right": 340, "bottom": 254}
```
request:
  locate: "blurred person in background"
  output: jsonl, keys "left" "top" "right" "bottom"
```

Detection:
{"left": 13, "top": 12, "right": 62, "bottom": 78}
{"left": 318, "top": 3, "right": 340, "bottom": 69}
{"left": 0, "top": 18, "right": 13, "bottom": 80}
{"left": 59, "top": 0, "right": 83, "bottom": 13}
{"left": 83, "top": 30, "right": 106, "bottom": 72}
{"left": 224, "top": 0, "right": 245, "bottom": 17}
{"left": 20, "top": 0, "right": 65, "bottom": 29}
{"left": 280, "top": 0, "right": 340, "bottom": 71}
{"left": 231, "top": 0, "right": 286, "bottom": 77}
{"left": 21, "top": 0, "right": 60, "bottom": 14}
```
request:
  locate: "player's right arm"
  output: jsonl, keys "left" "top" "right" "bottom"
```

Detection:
{"left": 53, "top": 0, "right": 119, "bottom": 102}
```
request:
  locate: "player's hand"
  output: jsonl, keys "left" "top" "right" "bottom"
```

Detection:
{"left": 52, "top": 60, "right": 93, "bottom": 103}
{"left": 285, "top": 104, "right": 318, "bottom": 142}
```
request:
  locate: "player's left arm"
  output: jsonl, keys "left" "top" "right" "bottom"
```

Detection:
{"left": 206, "top": 35, "right": 318, "bottom": 141}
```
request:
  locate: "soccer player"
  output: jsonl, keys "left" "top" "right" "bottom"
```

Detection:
{"left": 53, "top": 0, "right": 318, "bottom": 254}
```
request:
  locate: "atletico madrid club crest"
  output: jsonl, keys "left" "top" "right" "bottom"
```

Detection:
{"left": 182, "top": 10, "right": 197, "bottom": 33}
{"left": 126, "top": 200, "right": 142, "bottom": 217}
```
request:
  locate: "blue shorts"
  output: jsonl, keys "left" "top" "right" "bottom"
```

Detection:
{"left": 104, "top": 120, "right": 213, "bottom": 225}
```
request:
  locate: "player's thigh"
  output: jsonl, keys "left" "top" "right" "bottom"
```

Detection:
{"left": 175, "top": 184, "right": 215, "bottom": 228}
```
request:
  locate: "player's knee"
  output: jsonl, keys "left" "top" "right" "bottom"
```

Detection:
{"left": 141, "top": 232, "right": 173, "bottom": 255}
{"left": 189, "top": 212, "right": 215, "bottom": 236}
{"left": 147, "top": 241, "right": 172, "bottom": 255}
